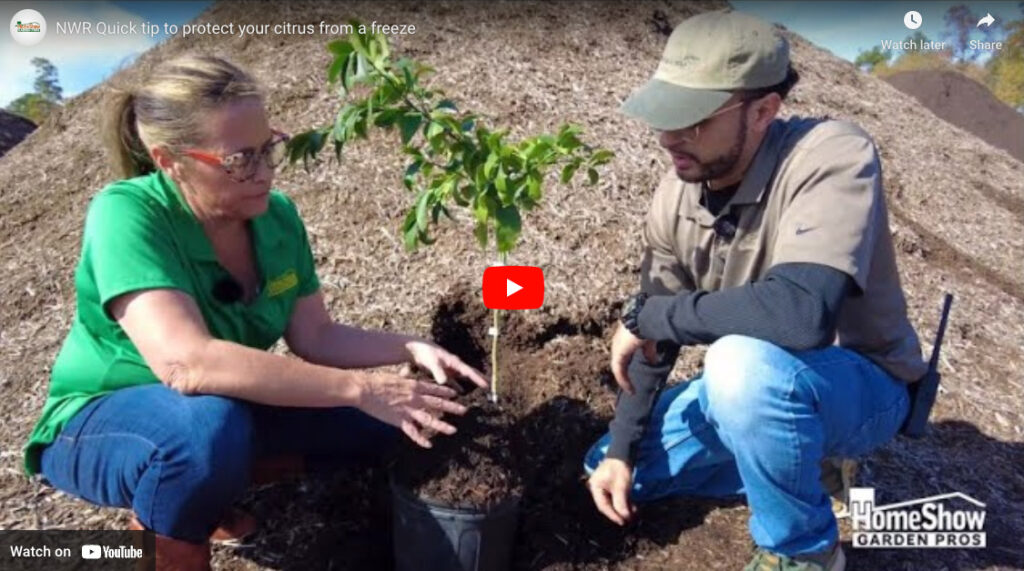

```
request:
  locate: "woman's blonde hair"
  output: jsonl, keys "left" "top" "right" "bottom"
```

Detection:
{"left": 103, "top": 55, "right": 264, "bottom": 178}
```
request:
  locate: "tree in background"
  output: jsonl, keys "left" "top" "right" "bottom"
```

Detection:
{"left": 854, "top": 45, "right": 892, "bottom": 72}
{"left": 985, "top": 11, "right": 1024, "bottom": 111}
{"left": 32, "top": 58, "right": 63, "bottom": 103}
{"left": 6, "top": 58, "right": 64, "bottom": 124}
{"left": 942, "top": 4, "right": 1001, "bottom": 63}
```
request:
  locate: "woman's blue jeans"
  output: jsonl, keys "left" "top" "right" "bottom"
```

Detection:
{"left": 39, "top": 383, "right": 397, "bottom": 543}
{"left": 584, "top": 335, "right": 910, "bottom": 557}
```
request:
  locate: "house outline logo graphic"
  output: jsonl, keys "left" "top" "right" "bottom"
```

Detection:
{"left": 841, "top": 487, "right": 987, "bottom": 549}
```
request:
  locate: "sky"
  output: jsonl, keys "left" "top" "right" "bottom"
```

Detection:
{"left": 2, "top": 1, "right": 1023, "bottom": 109}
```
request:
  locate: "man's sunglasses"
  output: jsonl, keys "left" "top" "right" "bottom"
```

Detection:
{"left": 183, "top": 130, "right": 291, "bottom": 183}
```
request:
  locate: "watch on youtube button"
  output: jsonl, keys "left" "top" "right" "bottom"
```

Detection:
{"left": 482, "top": 266, "right": 544, "bottom": 310}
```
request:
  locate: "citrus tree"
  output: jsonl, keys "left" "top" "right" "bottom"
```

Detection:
{"left": 287, "top": 21, "right": 613, "bottom": 402}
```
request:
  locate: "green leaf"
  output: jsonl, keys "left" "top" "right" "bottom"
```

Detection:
{"left": 286, "top": 130, "right": 329, "bottom": 171}
{"left": 483, "top": 152, "right": 499, "bottom": 179}
{"left": 474, "top": 221, "right": 488, "bottom": 248}
{"left": 415, "top": 190, "right": 431, "bottom": 232}
{"left": 453, "top": 185, "right": 470, "bottom": 207}
{"left": 328, "top": 54, "right": 348, "bottom": 85}
{"left": 402, "top": 61, "right": 416, "bottom": 90}
{"left": 526, "top": 174, "right": 541, "bottom": 201}
{"left": 495, "top": 206, "right": 522, "bottom": 253}
{"left": 402, "top": 209, "right": 419, "bottom": 251}
{"left": 333, "top": 104, "right": 355, "bottom": 142}
{"left": 473, "top": 193, "right": 496, "bottom": 224}
{"left": 435, "top": 99, "right": 457, "bottom": 112}
{"left": 349, "top": 29, "right": 366, "bottom": 56}
{"left": 495, "top": 168, "right": 507, "bottom": 196}
{"left": 287, "top": 132, "right": 307, "bottom": 164}
{"left": 327, "top": 39, "right": 354, "bottom": 57}
{"left": 486, "top": 130, "right": 504, "bottom": 151}
{"left": 352, "top": 107, "right": 368, "bottom": 139}
{"left": 374, "top": 33, "right": 390, "bottom": 62}
{"left": 587, "top": 167, "right": 599, "bottom": 186}
{"left": 475, "top": 126, "right": 491, "bottom": 148}
{"left": 556, "top": 124, "right": 583, "bottom": 152}
{"left": 560, "top": 162, "right": 579, "bottom": 184}
{"left": 342, "top": 53, "right": 358, "bottom": 92}
{"left": 431, "top": 202, "right": 453, "bottom": 224}
{"left": 403, "top": 161, "right": 421, "bottom": 190}
{"left": 438, "top": 178, "right": 456, "bottom": 199}
{"left": 526, "top": 140, "right": 552, "bottom": 162}
{"left": 373, "top": 108, "right": 401, "bottom": 128}
{"left": 590, "top": 149, "right": 615, "bottom": 165}
{"left": 426, "top": 121, "right": 444, "bottom": 141}
{"left": 460, "top": 118, "right": 475, "bottom": 132}
{"left": 398, "top": 113, "right": 422, "bottom": 145}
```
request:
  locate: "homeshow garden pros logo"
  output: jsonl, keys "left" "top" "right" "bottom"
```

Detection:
{"left": 842, "top": 487, "right": 987, "bottom": 549}
{"left": 10, "top": 9, "right": 47, "bottom": 46}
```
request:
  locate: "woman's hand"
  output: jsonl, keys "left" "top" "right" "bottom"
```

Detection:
{"left": 356, "top": 373, "right": 469, "bottom": 448}
{"left": 405, "top": 340, "right": 489, "bottom": 389}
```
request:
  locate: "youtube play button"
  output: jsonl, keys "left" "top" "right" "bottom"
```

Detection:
{"left": 483, "top": 266, "right": 544, "bottom": 310}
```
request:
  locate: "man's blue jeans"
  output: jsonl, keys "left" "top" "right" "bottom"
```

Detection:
{"left": 584, "top": 335, "right": 910, "bottom": 557}
{"left": 39, "top": 383, "right": 397, "bottom": 543}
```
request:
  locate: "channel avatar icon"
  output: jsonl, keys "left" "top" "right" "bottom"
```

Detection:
{"left": 10, "top": 9, "right": 47, "bottom": 46}
{"left": 482, "top": 266, "right": 544, "bottom": 310}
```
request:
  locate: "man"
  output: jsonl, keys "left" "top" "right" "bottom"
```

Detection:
{"left": 584, "top": 10, "right": 926, "bottom": 571}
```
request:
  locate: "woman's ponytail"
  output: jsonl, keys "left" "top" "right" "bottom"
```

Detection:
{"left": 103, "top": 88, "right": 155, "bottom": 178}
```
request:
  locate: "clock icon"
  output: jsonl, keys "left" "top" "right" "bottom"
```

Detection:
{"left": 905, "top": 11, "right": 923, "bottom": 30}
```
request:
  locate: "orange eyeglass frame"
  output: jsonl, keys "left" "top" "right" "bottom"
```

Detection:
{"left": 182, "top": 129, "right": 290, "bottom": 177}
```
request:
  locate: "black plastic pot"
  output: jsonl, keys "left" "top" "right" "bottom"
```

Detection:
{"left": 391, "top": 477, "right": 520, "bottom": 571}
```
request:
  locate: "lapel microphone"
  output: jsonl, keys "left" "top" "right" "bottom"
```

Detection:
{"left": 713, "top": 213, "right": 738, "bottom": 240}
{"left": 212, "top": 277, "right": 244, "bottom": 304}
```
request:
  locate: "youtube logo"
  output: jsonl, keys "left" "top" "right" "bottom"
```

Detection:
{"left": 482, "top": 266, "right": 544, "bottom": 310}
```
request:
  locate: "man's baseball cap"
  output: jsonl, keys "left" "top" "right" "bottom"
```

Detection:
{"left": 621, "top": 10, "right": 790, "bottom": 131}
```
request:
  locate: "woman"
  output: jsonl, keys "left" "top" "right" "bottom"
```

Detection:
{"left": 23, "top": 54, "right": 486, "bottom": 568}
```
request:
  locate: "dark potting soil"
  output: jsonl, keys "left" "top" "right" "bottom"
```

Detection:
{"left": 391, "top": 386, "right": 527, "bottom": 510}
{"left": 390, "top": 283, "right": 613, "bottom": 510}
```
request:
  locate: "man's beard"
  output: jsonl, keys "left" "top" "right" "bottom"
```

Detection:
{"left": 674, "top": 113, "right": 747, "bottom": 184}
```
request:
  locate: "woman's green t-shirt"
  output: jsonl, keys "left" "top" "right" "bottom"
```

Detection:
{"left": 23, "top": 171, "right": 320, "bottom": 476}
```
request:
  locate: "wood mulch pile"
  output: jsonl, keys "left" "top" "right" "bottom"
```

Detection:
{"left": 0, "top": 110, "right": 36, "bottom": 158}
{"left": 886, "top": 69, "right": 1024, "bottom": 163}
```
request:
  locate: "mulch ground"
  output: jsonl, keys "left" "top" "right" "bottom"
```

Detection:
{"left": 1, "top": 1, "right": 1022, "bottom": 570}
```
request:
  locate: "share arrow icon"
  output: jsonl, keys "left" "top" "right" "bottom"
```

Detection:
{"left": 977, "top": 13, "right": 995, "bottom": 28}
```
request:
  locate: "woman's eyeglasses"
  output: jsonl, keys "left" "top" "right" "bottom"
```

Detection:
{"left": 183, "top": 130, "right": 291, "bottom": 183}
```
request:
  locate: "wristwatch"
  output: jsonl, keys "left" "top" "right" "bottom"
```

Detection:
{"left": 620, "top": 292, "right": 649, "bottom": 338}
